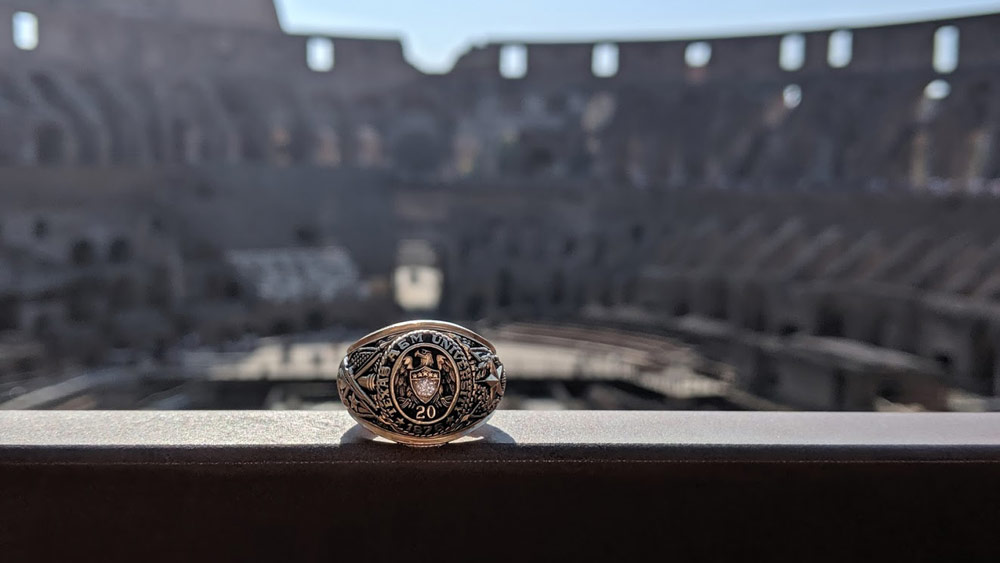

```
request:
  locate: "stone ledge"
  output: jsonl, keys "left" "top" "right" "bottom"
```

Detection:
{"left": 2, "top": 410, "right": 999, "bottom": 463}
{"left": 2, "top": 411, "right": 999, "bottom": 561}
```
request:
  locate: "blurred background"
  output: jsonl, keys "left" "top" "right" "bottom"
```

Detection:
{"left": 1, "top": 0, "right": 1000, "bottom": 412}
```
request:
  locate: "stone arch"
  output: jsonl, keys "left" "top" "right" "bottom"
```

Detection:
{"left": 673, "top": 295, "right": 691, "bottom": 317}
{"left": 35, "top": 121, "right": 68, "bottom": 164}
{"left": 108, "top": 237, "right": 132, "bottom": 264}
{"left": 740, "top": 284, "right": 767, "bottom": 331}
{"left": 704, "top": 278, "right": 729, "bottom": 319}
{"left": 864, "top": 311, "right": 887, "bottom": 346}
{"left": 305, "top": 309, "right": 325, "bottom": 331}
{"left": 0, "top": 72, "right": 78, "bottom": 164}
{"left": 303, "top": 95, "right": 353, "bottom": 166}
{"left": 108, "top": 276, "right": 138, "bottom": 310}
{"left": 29, "top": 72, "right": 110, "bottom": 165}
{"left": 815, "top": 300, "right": 845, "bottom": 337}
{"left": 550, "top": 270, "right": 566, "bottom": 306}
{"left": 592, "top": 234, "right": 607, "bottom": 266}
{"left": 169, "top": 116, "right": 202, "bottom": 164}
{"left": 351, "top": 95, "right": 388, "bottom": 168}
{"left": 147, "top": 266, "right": 173, "bottom": 308}
{"left": 355, "top": 123, "right": 385, "bottom": 168}
{"left": 159, "top": 80, "right": 233, "bottom": 164}
{"left": 127, "top": 79, "right": 167, "bottom": 163}
{"left": 77, "top": 74, "right": 150, "bottom": 164}
{"left": 496, "top": 268, "right": 514, "bottom": 309}
{"left": 70, "top": 239, "right": 95, "bottom": 267}
{"left": 223, "top": 278, "right": 242, "bottom": 300}
{"left": 524, "top": 145, "right": 555, "bottom": 175}
{"left": 264, "top": 86, "right": 321, "bottom": 166}
{"left": 970, "top": 320, "right": 996, "bottom": 391}
{"left": 388, "top": 112, "right": 448, "bottom": 177}
{"left": 464, "top": 293, "right": 486, "bottom": 319}
{"left": 0, "top": 296, "right": 20, "bottom": 331}
{"left": 66, "top": 283, "right": 93, "bottom": 322}
{"left": 176, "top": 80, "right": 238, "bottom": 163}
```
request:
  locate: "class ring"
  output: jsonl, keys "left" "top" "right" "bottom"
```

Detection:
{"left": 338, "top": 320, "right": 506, "bottom": 446}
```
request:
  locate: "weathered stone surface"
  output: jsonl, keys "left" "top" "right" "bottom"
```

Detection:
{"left": 0, "top": 2, "right": 998, "bottom": 409}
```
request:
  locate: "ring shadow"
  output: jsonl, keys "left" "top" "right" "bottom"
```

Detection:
{"left": 339, "top": 422, "right": 516, "bottom": 446}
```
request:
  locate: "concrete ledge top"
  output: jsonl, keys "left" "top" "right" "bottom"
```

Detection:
{"left": 1, "top": 411, "right": 999, "bottom": 464}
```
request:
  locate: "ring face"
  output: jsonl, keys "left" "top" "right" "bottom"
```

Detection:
{"left": 338, "top": 321, "right": 506, "bottom": 446}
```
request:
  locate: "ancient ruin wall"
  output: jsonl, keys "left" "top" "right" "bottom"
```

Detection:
{"left": 0, "top": 2, "right": 998, "bottom": 191}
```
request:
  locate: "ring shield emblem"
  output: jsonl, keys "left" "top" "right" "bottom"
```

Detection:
{"left": 338, "top": 321, "right": 506, "bottom": 446}
{"left": 389, "top": 336, "right": 462, "bottom": 426}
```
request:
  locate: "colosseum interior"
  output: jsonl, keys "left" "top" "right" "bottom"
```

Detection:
{"left": 1, "top": 0, "right": 999, "bottom": 412}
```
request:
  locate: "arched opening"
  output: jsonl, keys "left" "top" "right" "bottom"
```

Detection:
{"left": 833, "top": 370, "right": 848, "bottom": 410}
{"left": 391, "top": 129, "right": 446, "bottom": 176}
{"left": 356, "top": 124, "right": 384, "bottom": 168}
{"left": 497, "top": 270, "right": 514, "bottom": 309}
{"left": 465, "top": 294, "right": 485, "bottom": 319}
{"left": 0, "top": 296, "right": 20, "bottom": 331}
{"left": 505, "top": 237, "right": 520, "bottom": 259}
{"left": 147, "top": 267, "right": 172, "bottom": 308}
{"left": 33, "top": 72, "right": 101, "bottom": 164}
{"left": 783, "top": 84, "right": 802, "bottom": 109}
{"left": 592, "top": 43, "right": 619, "bottom": 77}
{"left": 108, "top": 238, "right": 132, "bottom": 264}
{"left": 313, "top": 125, "right": 341, "bottom": 166}
{"left": 286, "top": 122, "right": 314, "bottom": 165}
{"left": 36, "top": 124, "right": 65, "bottom": 164}
{"left": 499, "top": 44, "right": 528, "bottom": 79}
{"left": 933, "top": 25, "right": 959, "bottom": 74}
{"left": 305, "top": 310, "right": 325, "bottom": 331}
{"left": 779, "top": 33, "right": 806, "bottom": 71}
{"left": 827, "top": 30, "right": 853, "bottom": 68}
{"left": 33, "top": 314, "right": 51, "bottom": 337}
{"left": 12, "top": 11, "right": 39, "bottom": 51}
{"left": 685, "top": 41, "right": 712, "bottom": 68}
{"left": 393, "top": 239, "right": 443, "bottom": 312}
{"left": 524, "top": 147, "right": 554, "bottom": 176}
{"left": 865, "top": 314, "right": 887, "bottom": 346}
{"left": 592, "top": 235, "right": 606, "bottom": 266}
{"left": 550, "top": 270, "right": 566, "bottom": 305}
{"left": 306, "top": 37, "right": 334, "bottom": 72}
{"left": 33, "top": 218, "right": 48, "bottom": 239}
{"left": 748, "top": 307, "right": 768, "bottom": 332}
{"left": 876, "top": 380, "right": 902, "bottom": 404}
{"left": 742, "top": 286, "right": 767, "bottom": 331}
{"left": 752, "top": 357, "right": 780, "bottom": 396}
{"left": 67, "top": 286, "right": 91, "bottom": 322}
{"left": 563, "top": 237, "right": 577, "bottom": 256}
{"left": 630, "top": 224, "right": 646, "bottom": 245}
{"left": 707, "top": 280, "right": 728, "bottom": 320}
{"left": 779, "top": 324, "right": 800, "bottom": 337}
{"left": 924, "top": 79, "right": 951, "bottom": 100}
{"left": 70, "top": 240, "right": 95, "bottom": 267}
{"left": 270, "top": 124, "right": 294, "bottom": 165}
{"left": 673, "top": 299, "right": 690, "bottom": 317}
{"left": 270, "top": 319, "right": 293, "bottom": 336}
{"left": 815, "top": 302, "right": 844, "bottom": 337}
{"left": 171, "top": 118, "right": 201, "bottom": 164}
{"left": 108, "top": 277, "right": 136, "bottom": 310}
{"left": 294, "top": 226, "right": 319, "bottom": 246}
{"left": 970, "top": 321, "right": 996, "bottom": 389}
{"left": 622, "top": 278, "right": 637, "bottom": 305}
{"left": 599, "top": 286, "right": 614, "bottom": 307}
{"left": 223, "top": 280, "right": 242, "bottom": 300}
{"left": 933, "top": 353, "right": 954, "bottom": 374}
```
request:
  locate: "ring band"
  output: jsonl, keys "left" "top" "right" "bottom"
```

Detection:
{"left": 338, "top": 320, "right": 506, "bottom": 446}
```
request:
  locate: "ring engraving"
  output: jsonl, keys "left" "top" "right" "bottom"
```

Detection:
{"left": 338, "top": 320, "right": 506, "bottom": 446}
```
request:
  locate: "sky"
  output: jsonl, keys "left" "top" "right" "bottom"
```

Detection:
{"left": 276, "top": 0, "right": 1000, "bottom": 73}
